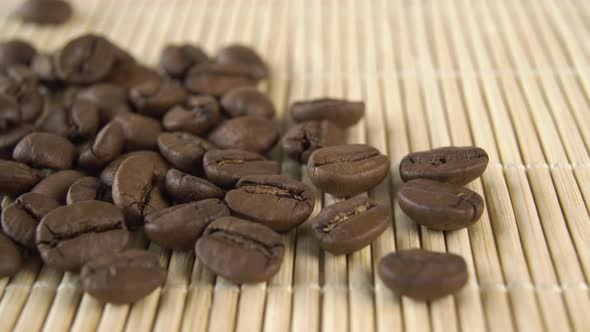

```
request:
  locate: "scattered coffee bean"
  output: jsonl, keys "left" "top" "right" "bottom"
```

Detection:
{"left": 291, "top": 98, "right": 365, "bottom": 128}
{"left": 31, "top": 170, "right": 85, "bottom": 204}
{"left": 208, "top": 116, "right": 278, "bottom": 154}
{"left": 221, "top": 86, "right": 275, "bottom": 118}
{"left": 0, "top": 232, "right": 22, "bottom": 278}
{"left": 129, "top": 80, "right": 187, "bottom": 117}
{"left": 0, "top": 159, "right": 42, "bottom": 195}
{"left": 162, "top": 95, "right": 221, "bottom": 135}
{"left": 160, "top": 44, "right": 208, "bottom": 79}
{"left": 56, "top": 34, "right": 115, "bottom": 84}
{"left": 215, "top": 44, "right": 268, "bottom": 80}
{"left": 13, "top": 132, "right": 76, "bottom": 170}
{"left": 195, "top": 216, "right": 284, "bottom": 283}
{"left": 113, "top": 113, "right": 162, "bottom": 151}
{"left": 164, "top": 169, "right": 224, "bottom": 204}
{"left": 105, "top": 62, "right": 160, "bottom": 90}
{"left": 66, "top": 176, "right": 112, "bottom": 205}
{"left": 157, "top": 132, "right": 216, "bottom": 175}
{"left": 184, "top": 62, "right": 257, "bottom": 97}
{"left": 76, "top": 83, "right": 131, "bottom": 123}
{"left": 100, "top": 151, "right": 169, "bottom": 186}
{"left": 78, "top": 121, "right": 125, "bottom": 169}
{"left": 281, "top": 120, "right": 345, "bottom": 163}
{"left": 39, "top": 99, "right": 100, "bottom": 141}
{"left": 0, "top": 40, "right": 36, "bottom": 67}
{"left": 0, "top": 124, "right": 33, "bottom": 156}
{"left": 16, "top": 0, "right": 73, "bottom": 25}
{"left": 203, "top": 149, "right": 281, "bottom": 189}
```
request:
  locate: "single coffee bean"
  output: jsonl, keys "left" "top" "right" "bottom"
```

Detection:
{"left": 66, "top": 176, "right": 112, "bottom": 205}
{"left": 112, "top": 155, "right": 169, "bottom": 227}
{"left": 0, "top": 159, "right": 43, "bottom": 195}
{"left": 129, "top": 80, "right": 187, "bottom": 117}
{"left": 0, "top": 40, "right": 36, "bottom": 67}
{"left": 13, "top": 132, "right": 76, "bottom": 170}
{"left": 378, "top": 249, "right": 468, "bottom": 300}
{"left": 39, "top": 99, "right": 100, "bottom": 141}
{"left": 0, "top": 65, "right": 44, "bottom": 124}
{"left": 165, "top": 169, "right": 224, "bottom": 204}
{"left": 78, "top": 121, "right": 125, "bottom": 169}
{"left": 145, "top": 198, "right": 229, "bottom": 250}
{"left": 215, "top": 44, "right": 268, "bottom": 80}
{"left": 0, "top": 93, "right": 21, "bottom": 130}
{"left": 30, "top": 53, "right": 58, "bottom": 82}
{"left": 184, "top": 62, "right": 257, "bottom": 97}
{"left": 76, "top": 83, "right": 131, "bottom": 123}
{"left": 310, "top": 197, "right": 389, "bottom": 255}
{"left": 37, "top": 201, "right": 129, "bottom": 271}
{"left": 225, "top": 175, "right": 314, "bottom": 232}
{"left": 56, "top": 34, "right": 115, "bottom": 84}
{"left": 100, "top": 151, "right": 169, "bottom": 186}
{"left": 31, "top": 170, "right": 85, "bottom": 204}
{"left": 208, "top": 116, "right": 278, "bottom": 154}
{"left": 113, "top": 113, "right": 162, "bottom": 151}
{"left": 0, "top": 232, "right": 22, "bottom": 277}
{"left": 162, "top": 95, "right": 221, "bottom": 135}
{"left": 291, "top": 98, "right": 365, "bottom": 128}
{"left": 307, "top": 144, "right": 390, "bottom": 197}
{"left": 220, "top": 86, "right": 275, "bottom": 118}
{"left": 398, "top": 179, "right": 484, "bottom": 231}
{"left": 1, "top": 192, "right": 60, "bottom": 248}
{"left": 195, "top": 216, "right": 284, "bottom": 283}
{"left": 203, "top": 149, "right": 281, "bottom": 189}
{"left": 399, "top": 147, "right": 489, "bottom": 186}
{"left": 160, "top": 44, "right": 208, "bottom": 79}
{"left": 16, "top": 0, "right": 72, "bottom": 25}
{"left": 105, "top": 61, "right": 160, "bottom": 90}
{"left": 281, "top": 120, "right": 346, "bottom": 163}
{"left": 0, "top": 124, "right": 33, "bottom": 156}
{"left": 157, "top": 132, "right": 216, "bottom": 175}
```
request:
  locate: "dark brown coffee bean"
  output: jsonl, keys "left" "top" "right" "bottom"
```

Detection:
{"left": 195, "top": 216, "right": 284, "bottom": 283}
{"left": 0, "top": 40, "right": 36, "bottom": 67}
{"left": 145, "top": 198, "right": 229, "bottom": 250}
{"left": 100, "top": 151, "right": 169, "bottom": 186}
{"left": 310, "top": 197, "right": 389, "bottom": 255}
{"left": 215, "top": 44, "right": 268, "bottom": 80}
{"left": 0, "top": 93, "right": 21, "bottom": 130}
{"left": 78, "top": 121, "right": 125, "bottom": 169}
{"left": 162, "top": 95, "right": 221, "bottom": 135}
{"left": 160, "top": 44, "right": 208, "bottom": 79}
{"left": 291, "top": 98, "right": 365, "bottom": 128}
{"left": 0, "top": 65, "right": 44, "bottom": 124}
{"left": 13, "top": 132, "right": 76, "bottom": 170}
{"left": 31, "top": 170, "right": 85, "bottom": 204}
{"left": 225, "top": 175, "right": 314, "bottom": 232}
{"left": 220, "top": 86, "right": 275, "bottom": 118}
{"left": 39, "top": 99, "right": 99, "bottom": 141}
{"left": 208, "top": 116, "right": 278, "bottom": 154}
{"left": 157, "top": 132, "right": 216, "bottom": 175}
{"left": 307, "top": 144, "right": 390, "bottom": 197}
{"left": 66, "top": 177, "right": 112, "bottom": 205}
{"left": 378, "top": 249, "right": 468, "bottom": 300}
{"left": 1, "top": 192, "right": 60, "bottom": 248}
{"left": 105, "top": 61, "right": 160, "bottom": 90}
{"left": 129, "top": 80, "right": 187, "bottom": 117}
{"left": 113, "top": 113, "right": 162, "bottom": 151}
{"left": 281, "top": 120, "right": 346, "bottom": 163}
{"left": 0, "top": 124, "right": 33, "bottom": 156}
{"left": 16, "top": 0, "right": 72, "bottom": 25}
{"left": 76, "top": 84, "right": 131, "bottom": 123}
{"left": 37, "top": 201, "right": 129, "bottom": 271}
{"left": 56, "top": 34, "right": 115, "bottom": 84}
{"left": 0, "top": 159, "right": 43, "bottom": 195}
{"left": 164, "top": 169, "right": 224, "bottom": 204}
{"left": 203, "top": 149, "right": 281, "bottom": 189}
{"left": 0, "top": 232, "right": 22, "bottom": 278}
{"left": 399, "top": 147, "right": 489, "bottom": 186}
{"left": 184, "top": 62, "right": 257, "bottom": 97}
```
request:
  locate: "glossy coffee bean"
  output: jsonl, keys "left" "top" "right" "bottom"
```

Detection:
{"left": 157, "top": 132, "right": 216, "bottom": 175}
{"left": 78, "top": 121, "right": 125, "bottom": 169}
{"left": 13, "top": 132, "right": 76, "bottom": 170}
{"left": 16, "top": 0, "right": 72, "bottom": 25}
{"left": 113, "top": 113, "right": 162, "bottom": 151}
{"left": 195, "top": 216, "right": 284, "bottom": 283}
{"left": 311, "top": 197, "right": 389, "bottom": 255}
{"left": 164, "top": 169, "right": 224, "bottom": 204}
{"left": 129, "top": 80, "right": 187, "bottom": 117}
{"left": 291, "top": 98, "right": 365, "bottom": 128}
{"left": 184, "top": 62, "right": 257, "bottom": 97}
{"left": 281, "top": 120, "right": 345, "bottom": 163}
{"left": 39, "top": 99, "right": 99, "bottom": 141}
{"left": 66, "top": 176, "right": 112, "bottom": 205}
{"left": 220, "top": 86, "right": 275, "bottom": 118}
{"left": 0, "top": 40, "right": 36, "bottom": 67}
{"left": 145, "top": 198, "right": 229, "bottom": 250}
{"left": 100, "top": 151, "right": 169, "bottom": 186}
{"left": 215, "top": 44, "right": 268, "bottom": 80}
{"left": 36, "top": 201, "right": 129, "bottom": 271}
{"left": 307, "top": 144, "right": 390, "bottom": 197}
{"left": 0, "top": 124, "right": 33, "bottom": 156}
{"left": 208, "top": 116, "right": 278, "bottom": 154}
{"left": 76, "top": 84, "right": 131, "bottom": 123}
{"left": 0, "top": 232, "right": 22, "bottom": 278}
{"left": 56, "top": 34, "right": 115, "bottom": 84}
{"left": 160, "top": 44, "right": 208, "bottom": 79}
{"left": 203, "top": 149, "right": 281, "bottom": 189}
{"left": 31, "top": 170, "right": 85, "bottom": 204}
{"left": 399, "top": 147, "right": 489, "bottom": 186}
{"left": 105, "top": 61, "right": 160, "bottom": 90}
{"left": 225, "top": 175, "right": 314, "bottom": 232}
{"left": 0, "top": 159, "right": 42, "bottom": 195}
{"left": 378, "top": 249, "right": 468, "bottom": 300}
{"left": 162, "top": 95, "right": 221, "bottom": 135}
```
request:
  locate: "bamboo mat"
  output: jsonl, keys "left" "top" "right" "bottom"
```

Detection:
{"left": 1, "top": 0, "right": 590, "bottom": 331}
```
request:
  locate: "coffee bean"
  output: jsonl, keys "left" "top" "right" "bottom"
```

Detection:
{"left": 162, "top": 95, "right": 221, "bottom": 135}
{"left": 76, "top": 84, "right": 131, "bottom": 123}
{"left": 281, "top": 120, "right": 345, "bottom": 163}
{"left": 157, "top": 132, "right": 216, "bottom": 175}
{"left": 160, "top": 44, "right": 208, "bottom": 79}
{"left": 105, "top": 62, "right": 160, "bottom": 90}
{"left": 0, "top": 124, "right": 33, "bottom": 156}
{"left": 145, "top": 198, "right": 229, "bottom": 250}
{"left": 0, "top": 232, "right": 22, "bottom": 278}
{"left": 0, "top": 65, "right": 44, "bottom": 124}
{"left": 208, "top": 116, "right": 278, "bottom": 154}
{"left": 129, "top": 80, "right": 187, "bottom": 117}
{"left": 0, "top": 40, "right": 36, "bottom": 67}
{"left": 36, "top": 201, "right": 128, "bottom": 271}
{"left": 1, "top": 192, "right": 60, "bottom": 248}
{"left": 195, "top": 216, "right": 284, "bottom": 283}
{"left": 203, "top": 149, "right": 281, "bottom": 188}
{"left": 56, "top": 34, "right": 115, "bottom": 84}
{"left": 307, "top": 144, "right": 390, "bottom": 197}
{"left": 78, "top": 121, "right": 125, "bottom": 169}
{"left": 184, "top": 62, "right": 257, "bottom": 97}
{"left": 215, "top": 44, "right": 268, "bottom": 80}
{"left": 0, "top": 93, "right": 21, "bottom": 130}
{"left": 399, "top": 147, "right": 489, "bottom": 186}
{"left": 164, "top": 169, "right": 224, "bottom": 204}
{"left": 378, "top": 249, "right": 468, "bottom": 300}
{"left": 112, "top": 155, "right": 169, "bottom": 227}
{"left": 291, "top": 98, "right": 365, "bottom": 128}
{"left": 66, "top": 177, "right": 112, "bottom": 205}
{"left": 113, "top": 113, "right": 162, "bottom": 151}
{"left": 39, "top": 99, "right": 99, "bottom": 141}
{"left": 31, "top": 170, "right": 85, "bottom": 204}
{"left": 220, "top": 86, "right": 275, "bottom": 118}
{"left": 16, "top": 0, "right": 72, "bottom": 25}
{"left": 310, "top": 197, "right": 389, "bottom": 255}
{"left": 13, "top": 132, "right": 76, "bottom": 170}
{"left": 225, "top": 175, "right": 314, "bottom": 232}
{"left": 100, "top": 151, "right": 169, "bottom": 186}
{"left": 0, "top": 159, "right": 43, "bottom": 195}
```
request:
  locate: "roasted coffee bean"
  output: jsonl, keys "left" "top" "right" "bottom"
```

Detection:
{"left": 113, "top": 113, "right": 162, "bottom": 151}
{"left": 76, "top": 83, "right": 131, "bottom": 123}
{"left": 56, "top": 34, "right": 115, "bottom": 84}
{"left": 16, "top": 0, "right": 72, "bottom": 25}
{"left": 203, "top": 149, "right": 281, "bottom": 188}
{"left": 0, "top": 232, "right": 22, "bottom": 277}
{"left": 162, "top": 95, "right": 221, "bottom": 135}
{"left": 0, "top": 93, "right": 20, "bottom": 130}
{"left": 30, "top": 53, "right": 59, "bottom": 82}
{"left": 66, "top": 177, "right": 112, "bottom": 205}
{"left": 78, "top": 121, "right": 125, "bottom": 169}
{"left": 195, "top": 216, "right": 284, "bottom": 283}
{"left": 13, "top": 132, "right": 76, "bottom": 170}
{"left": 0, "top": 159, "right": 42, "bottom": 195}
{"left": 145, "top": 198, "right": 229, "bottom": 250}
{"left": 0, "top": 40, "right": 36, "bottom": 67}
{"left": 105, "top": 61, "right": 160, "bottom": 90}
{"left": 39, "top": 99, "right": 99, "bottom": 141}
{"left": 112, "top": 155, "right": 169, "bottom": 227}
{"left": 208, "top": 116, "right": 278, "bottom": 154}
{"left": 184, "top": 62, "right": 257, "bottom": 97}
{"left": 31, "top": 170, "right": 85, "bottom": 204}
{"left": 378, "top": 249, "right": 468, "bottom": 300}
{"left": 281, "top": 120, "right": 345, "bottom": 163}
{"left": 225, "top": 175, "right": 314, "bottom": 232}
{"left": 220, "top": 86, "right": 275, "bottom": 118}
{"left": 0, "top": 65, "right": 44, "bottom": 124}
{"left": 310, "top": 197, "right": 389, "bottom": 255}
{"left": 1, "top": 192, "right": 60, "bottom": 248}
{"left": 398, "top": 179, "right": 484, "bottom": 231}
{"left": 0, "top": 124, "right": 33, "bottom": 156}
{"left": 36, "top": 201, "right": 129, "bottom": 271}
{"left": 160, "top": 44, "right": 208, "bottom": 79}
{"left": 291, "top": 98, "right": 365, "bottom": 128}
{"left": 399, "top": 147, "right": 489, "bottom": 186}
{"left": 129, "top": 80, "right": 187, "bottom": 117}
{"left": 215, "top": 44, "right": 268, "bottom": 80}
{"left": 100, "top": 151, "right": 169, "bottom": 186}
{"left": 164, "top": 169, "right": 224, "bottom": 204}
{"left": 307, "top": 144, "right": 390, "bottom": 197}
{"left": 157, "top": 132, "right": 216, "bottom": 175}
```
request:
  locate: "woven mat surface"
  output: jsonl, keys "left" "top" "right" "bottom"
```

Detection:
{"left": 1, "top": 0, "right": 590, "bottom": 331}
